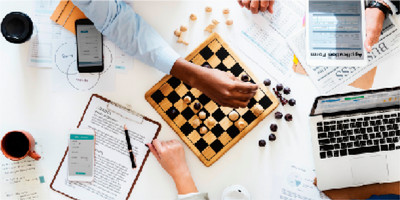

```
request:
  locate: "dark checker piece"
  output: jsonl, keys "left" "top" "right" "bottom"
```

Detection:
{"left": 241, "top": 74, "right": 250, "bottom": 82}
{"left": 145, "top": 33, "right": 279, "bottom": 167}
{"left": 166, "top": 107, "right": 179, "bottom": 119}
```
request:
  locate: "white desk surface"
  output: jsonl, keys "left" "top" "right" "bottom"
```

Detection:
{"left": 1, "top": 1, "right": 399, "bottom": 199}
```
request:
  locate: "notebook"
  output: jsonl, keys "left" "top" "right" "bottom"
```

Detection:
{"left": 50, "top": 94, "right": 161, "bottom": 200}
{"left": 50, "top": 0, "right": 87, "bottom": 34}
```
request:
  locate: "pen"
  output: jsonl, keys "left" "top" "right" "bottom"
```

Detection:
{"left": 124, "top": 125, "right": 137, "bottom": 169}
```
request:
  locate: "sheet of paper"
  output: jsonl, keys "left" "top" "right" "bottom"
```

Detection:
{"left": 272, "top": 163, "right": 330, "bottom": 200}
{"left": 237, "top": 0, "right": 305, "bottom": 81}
{"left": 287, "top": 18, "right": 400, "bottom": 94}
{"left": 0, "top": 140, "right": 47, "bottom": 200}
{"left": 51, "top": 96, "right": 158, "bottom": 200}
{"left": 52, "top": 38, "right": 133, "bottom": 92}
{"left": 28, "top": 0, "right": 70, "bottom": 68}
{"left": 29, "top": 0, "right": 134, "bottom": 74}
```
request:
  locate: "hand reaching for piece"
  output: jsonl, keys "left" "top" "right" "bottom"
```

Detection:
{"left": 364, "top": 8, "right": 386, "bottom": 52}
{"left": 192, "top": 68, "right": 258, "bottom": 108}
{"left": 238, "top": 0, "right": 275, "bottom": 14}
{"left": 171, "top": 58, "right": 258, "bottom": 108}
{"left": 147, "top": 139, "right": 198, "bottom": 195}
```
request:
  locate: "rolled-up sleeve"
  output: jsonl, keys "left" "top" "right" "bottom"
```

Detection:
{"left": 72, "top": 0, "right": 180, "bottom": 74}
{"left": 178, "top": 192, "right": 209, "bottom": 200}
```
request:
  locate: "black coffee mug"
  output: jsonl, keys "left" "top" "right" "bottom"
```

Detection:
{"left": 1, "top": 12, "right": 33, "bottom": 44}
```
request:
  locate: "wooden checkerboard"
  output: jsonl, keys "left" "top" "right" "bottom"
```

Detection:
{"left": 145, "top": 33, "right": 279, "bottom": 167}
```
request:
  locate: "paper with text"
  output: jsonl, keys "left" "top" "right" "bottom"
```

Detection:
{"left": 51, "top": 95, "right": 159, "bottom": 200}
{"left": 28, "top": 0, "right": 66, "bottom": 68}
{"left": 0, "top": 140, "right": 47, "bottom": 200}
{"left": 272, "top": 163, "right": 329, "bottom": 200}
{"left": 287, "top": 18, "right": 400, "bottom": 94}
{"left": 237, "top": 0, "right": 305, "bottom": 81}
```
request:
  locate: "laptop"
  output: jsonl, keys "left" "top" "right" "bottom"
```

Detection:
{"left": 309, "top": 87, "right": 400, "bottom": 190}
{"left": 306, "top": 0, "right": 368, "bottom": 67}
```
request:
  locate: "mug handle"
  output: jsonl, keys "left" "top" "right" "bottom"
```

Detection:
{"left": 28, "top": 150, "right": 41, "bottom": 160}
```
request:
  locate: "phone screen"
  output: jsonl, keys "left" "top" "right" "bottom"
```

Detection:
{"left": 76, "top": 24, "right": 103, "bottom": 68}
{"left": 68, "top": 133, "right": 95, "bottom": 180}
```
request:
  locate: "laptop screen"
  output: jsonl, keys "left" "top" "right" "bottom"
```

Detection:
{"left": 311, "top": 87, "right": 400, "bottom": 116}
{"left": 308, "top": 0, "right": 364, "bottom": 60}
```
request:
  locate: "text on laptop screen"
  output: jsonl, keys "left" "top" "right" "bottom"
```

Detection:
{"left": 309, "top": 1, "right": 364, "bottom": 60}
{"left": 314, "top": 89, "right": 400, "bottom": 115}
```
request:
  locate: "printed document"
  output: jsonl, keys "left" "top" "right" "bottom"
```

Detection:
{"left": 0, "top": 140, "right": 46, "bottom": 200}
{"left": 238, "top": 0, "right": 305, "bottom": 81}
{"left": 51, "top": 96, "right": 158, "bottom": 200}
{"left": 287, "top": 18, "right": 400, "bottom": 94}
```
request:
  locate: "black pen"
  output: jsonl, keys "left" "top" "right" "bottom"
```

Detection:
{"left": 124, "top": 125, "right": 136, "bottom": 169}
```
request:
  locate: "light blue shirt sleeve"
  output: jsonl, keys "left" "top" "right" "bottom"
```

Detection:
{"left": 178, "top": 192, "right": 209, "bottom": 200}
{"left": 72, "top": 0, "right": 180, "bottom": 74}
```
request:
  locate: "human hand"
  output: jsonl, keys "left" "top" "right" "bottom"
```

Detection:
{"left": 170, "top": 58, "right": 258, "bottom": 108}
{"left": 192, "top": 68, "right": 258, "bottom": 108}
{"left": 238, "top": 0, "right": 275, "bottom": 14}
{"left": 147, "top": 139, "right": 198, "bottom": 194}
{"left": 364, "top": 8, "right": 386, "bottom": 52}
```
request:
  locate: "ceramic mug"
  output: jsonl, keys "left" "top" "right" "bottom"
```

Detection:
{"left": 1, "top": 130, "right": 41, "bottom": 161}
{"left": 1, "top": 12, "right": 34, "bottom": 44}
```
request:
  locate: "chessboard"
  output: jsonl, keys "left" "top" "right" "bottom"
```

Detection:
{"left": 145, "top": 33, "right": 279, "bottom": 167}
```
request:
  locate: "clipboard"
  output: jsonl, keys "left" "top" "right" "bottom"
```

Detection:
{"left": 50, "top": 94, "right": 161, "bottom": 200}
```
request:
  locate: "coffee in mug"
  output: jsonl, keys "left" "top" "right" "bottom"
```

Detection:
{"left": 1, "top": 130, "right": 41, "bottom": 161}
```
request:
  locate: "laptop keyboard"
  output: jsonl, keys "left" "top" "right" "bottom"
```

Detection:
{"left": 317, "top": 112, "right": 400, "bottom": 159}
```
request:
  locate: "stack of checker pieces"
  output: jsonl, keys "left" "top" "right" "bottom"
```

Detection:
{"left": 145, "top": 33, "right": 279, "bottom": 167}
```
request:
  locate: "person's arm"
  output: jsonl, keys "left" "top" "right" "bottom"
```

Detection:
{"left": 147, "top": 139, "right": 208, "bottom": 199}
{"left": 72, "top": 0, "right": 258, "bottom": 108}
{"left": 364, "top": 0, "right": 398, "bottom": 52}
{"left": 72, "top": 0, "right": 179, "bottom": 74}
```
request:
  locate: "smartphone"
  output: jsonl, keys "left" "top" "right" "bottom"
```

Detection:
{"left": 68, "top": 128, "right": 95, "bottom": 182}
{"left": 75, "top": 19, "right": 104, "bottom": 73}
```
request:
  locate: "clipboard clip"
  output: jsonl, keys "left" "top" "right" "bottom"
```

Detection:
{"left": 106, "top": 103, "right": 144, "bottom": 124}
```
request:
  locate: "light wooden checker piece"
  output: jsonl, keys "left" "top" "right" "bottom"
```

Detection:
{"left": 145, "top": 33, "right": 279, "bottom": 167}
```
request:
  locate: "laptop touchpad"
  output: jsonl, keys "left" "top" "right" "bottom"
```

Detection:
{"left": 350, "top": 155, "right": 389, "bottom": 185}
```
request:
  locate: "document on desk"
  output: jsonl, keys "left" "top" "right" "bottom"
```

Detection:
{"left": 287, "top": 18, "right": 400, "bottom": 94}
{"left": 29, "top": 0, "right": 134, "bottom": 71}
{"left": 51, "top": 38, "right": 134, "bottom": 92}
{"left": 237, "top": 0, "right": 305, "bottom": 81}
{"left": 0, "top": 140, "right": 47, "bottom": 200}
{"left": 51, "top": 94, "right": 160, "bottom": 200}
{"left": 272, "top": 163, "right": 329, "bottom": 200}
{"left": 28, "top": 0, "right": 71, "bottom": 68}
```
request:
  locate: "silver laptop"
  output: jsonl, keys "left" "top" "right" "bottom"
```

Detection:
{"left": 309, "top": 87, "right": 400, "bottom": 190}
